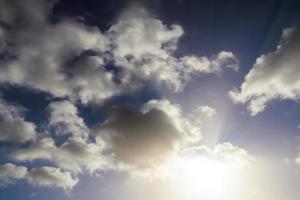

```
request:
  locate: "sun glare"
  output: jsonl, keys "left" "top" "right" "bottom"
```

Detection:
{"left": 170, "top": 156, "right": 242, "bottom": 200}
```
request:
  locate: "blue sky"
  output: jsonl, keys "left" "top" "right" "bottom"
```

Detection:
{"left": 1, "top": 0, "right": 300, "bottom": 199}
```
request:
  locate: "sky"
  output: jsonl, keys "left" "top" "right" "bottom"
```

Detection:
{"left": 1, "top": 0, "right": 300, "bottom": 199}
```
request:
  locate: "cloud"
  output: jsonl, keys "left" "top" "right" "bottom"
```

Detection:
{"left": 194, "top": 105, "right": 216, "bottom": 119}
{"left": 109, "top": 7, "right": 239, "bottom": 92}
{"left": 0, "top": 0, "right": 238, "bottom": 104}
{"left": 0, "top": 163, "right": 78, "bottom": 190}
{"left": 0, "top": 0, "right": 116, "bottom": 104}
{"left": 92, "top": 99, "right": 208, "bottom": 172}
{"left": 230, "top": 27, "right": 300, "bottom": 115}
{"left": 0, "top": 0, "right": 240, "bottom": 190}
{"left": 26, "top": 166, "right": 78, "bottom": 191}
{"left": 54, "top": 137, "right": 107, "bottom": 173}
{"left": 0, "top": 163, "right": 27, "bottom": 185}
{"left": 178, "top": 51, "right": 238, "bottom": 80}
{"left": 11, "top": 136, "right": 107, "bottom": 174}
{"left": 11, "top": 99, "right": 204, "bottom": 178}
{"left": 93, "top": 106, "right": 181, "bottom": 170}
{"left": 180, "top": 142, "right": 253, "bottom": 167}
{"left": 108, "top": 5, "right": 183, "bottom": 60}
{"left": 142, "top": 99, "right": 202, "bottom": 143}
{"left": 10, "top": 136, "right": 55, "bottom": 161}
{"left": 0, "top": 98, "right": 36, "bottom": 142}
{"left": 48, "top": 100, "right": 88, "bottom": 139}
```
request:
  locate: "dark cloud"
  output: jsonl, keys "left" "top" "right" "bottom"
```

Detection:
{"left": 93, "top": 106, "right": 181, "bottom": 169}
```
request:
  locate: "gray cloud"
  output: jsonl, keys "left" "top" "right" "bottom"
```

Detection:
{"left": 230, "top": 27, "right": 300, "bottom": 115}
{"left": 93, "top": 106, "right": 181, "bottom": 170}
{"left": 142, "top": 99, "right": 203, "bottom": 143}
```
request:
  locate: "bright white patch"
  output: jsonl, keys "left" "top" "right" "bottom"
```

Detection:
{"left": 168, "top": 155, "right": 244, "bottom": 200}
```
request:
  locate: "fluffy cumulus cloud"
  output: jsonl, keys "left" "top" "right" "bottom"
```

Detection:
{"left": 26, "top": 166, "right": 78, "bottom": 191}
{"left": 0, "top": 98, "right": 36, "bottom": 142}
{"left": 109, "top": 6, "right": 239, "bottom": 92}
{"left": 0, "top": 0, "right": 116, "bottom": 104}
{"left": 48, "top": 100, "right": 88, "bottom": 139}
{"left": 53, "top": 137, "right": 106, "bottom": 173}
{"left": 11, "top": 136, "right": 107, "bottom": 174}
{"left": 0, "top": 0, "right": 241, "bottom": 192}
{"left": 9, "top": 101, "right": 106, "bottom": 177}
{"left": 230, "top": 26, "right": 300, "bottom": 115}
{"left": 10, "top": 136, "right": 56, "bottom": 161}
{"left": 92, "top": 99, "right": 214, "bottom": 172}
{"left": 93, "top": 105, "right": 181, "bottom": 170}
{"left": 0, "top": 163, "right": 78, "bottom": 190}
{"left": 0, "top": 0, "right": 238, "bottom": 104}
{"left": 5, "top": 98, "right": 252, "bottom": 190}
{"left": 0, "top": 163, "right": 27, "bottom": 185}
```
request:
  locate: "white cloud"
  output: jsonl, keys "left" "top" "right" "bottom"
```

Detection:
{"left": 0, "top": 163, "right": 27, "bottom": 185}
{"left": 11, "top": 136, "right": 107, "bottom": 174}
{"left": 180, "top": 142, "right": 253, "bottom": 167}
{"left": 109, "top": 7, "right": 239, "bottom": 92}
{"left": 0, "top": 1, "right": 238, "bottom": 104}
{"left": 0, "top": 163, "right": 78, "bottom": 190}
{"left": 194, "top": 105, "right": 217, "bottom": 119}
{"left": 10, "top": 136, "right": 55, "bottom": 161}
{"left": 179, "top": 51, "right": 239, "bottom": 79}
{"left": 0, "top": 0, "right": 117, "bottom": 104}
{"left": 26, "top": 166, "right": 78, "bottom": 191}
{"left": 0, "top": 0, "right": 241, "bottom": 190}
{"left": 108, "top": 6, "right": 183, "bottom": 60}
{"left": 0, "top": 99, "right": 36, "bottom": 142}
{"left": 54, "top": 137, "right": 107, "bottom": 174}
{"left": 48, "top": 100, "right": 88, "bottom": 139}
{"left": 230, "top": 27, "right": 300, "bottom": 115}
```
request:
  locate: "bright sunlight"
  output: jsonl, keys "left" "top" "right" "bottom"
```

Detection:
{"left": 169, "top": 155, "right": 244, "bottom": 200}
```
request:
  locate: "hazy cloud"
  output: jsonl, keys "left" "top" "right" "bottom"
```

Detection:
{"left": 181, "top": 142, "right": 253, "bottom": 167}
{"left": 194, "top": 105, "right": 216, "bottom": 119}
